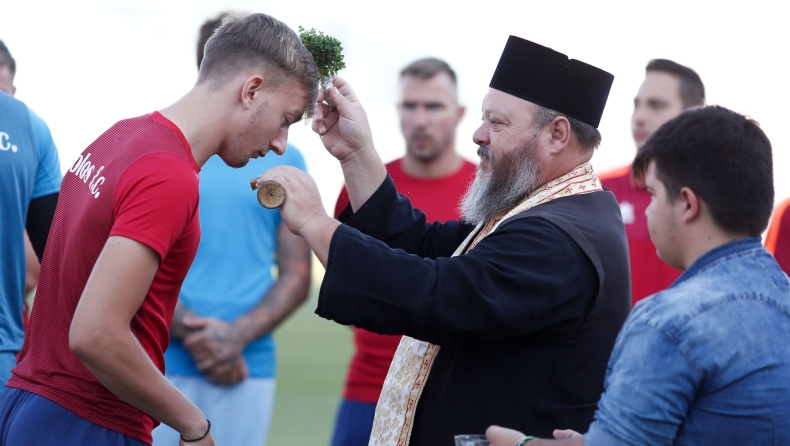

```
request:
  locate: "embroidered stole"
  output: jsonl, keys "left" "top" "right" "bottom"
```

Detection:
{"left": 368, "top": 162, "right": 602, "bottom": 446}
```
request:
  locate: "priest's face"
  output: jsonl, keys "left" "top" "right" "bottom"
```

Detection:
{"left": 462, "top": 90, "right": 545, "bottom": 225}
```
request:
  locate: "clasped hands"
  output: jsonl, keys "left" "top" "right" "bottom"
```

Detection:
{"left": 180, "top": 314, "right": 249, "bottom": 386}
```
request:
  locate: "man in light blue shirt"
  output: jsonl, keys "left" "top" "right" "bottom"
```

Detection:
{"left": 151, "top": 17, "right": 311, "bottom": 446}
{"left": 0, "top": 39, "right": 62, "bottom": 387}
{"left": 486, "top": 106, "right": 790, "bottom": 445}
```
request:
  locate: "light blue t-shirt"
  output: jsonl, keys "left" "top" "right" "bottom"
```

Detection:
{"left": 164, "top": 145, "right": 307, "bottom": 378}
{"left": 0, "top": 92, "right": 62, "bottom": 355}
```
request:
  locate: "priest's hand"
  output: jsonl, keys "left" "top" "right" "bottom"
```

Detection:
{"left": 257, "top": 166, "right": 339, "bottom": 268}
{"left": 312, "top": 77, "right": 374, "bottom": 162}
{"left": 312, "top": 77, "right": 386, "bottom": 212}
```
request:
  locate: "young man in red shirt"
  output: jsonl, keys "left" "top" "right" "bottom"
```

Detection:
{"left": 599, "top": 59, "right": 705, "bottom": 305}
{"left": 0, "top": 13, "right": 318, "bottom": 446}
{"left": 331, "top": 58, "right": 476, "bottom": 446}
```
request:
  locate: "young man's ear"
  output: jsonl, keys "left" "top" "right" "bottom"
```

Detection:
{"left": 241, "top": 75, "right": 265, "bottom": 109}
{"left": 678, "top": 186, "right": 701, "bottom": 223}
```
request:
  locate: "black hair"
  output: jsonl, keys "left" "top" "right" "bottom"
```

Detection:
{"left": 633, "top": 105, "right": 773, "bottom": 237}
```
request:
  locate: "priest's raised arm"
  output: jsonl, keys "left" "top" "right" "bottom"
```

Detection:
{"left": 258, "top": 36, "right": 631, "bottom": 443}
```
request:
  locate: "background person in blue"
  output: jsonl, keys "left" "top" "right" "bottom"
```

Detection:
{"left": 0, "top": 39, "right": 62, "bottom": 388}
{"left": 150, "top": 16, "right": 311, "bottom": 446}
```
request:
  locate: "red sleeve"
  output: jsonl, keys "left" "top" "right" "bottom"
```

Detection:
{"left": 110, "top": 153, "right": 199, "bottom": 261}
{"left": 334, "top": 186, "right": 350, "bottom": 219}
{"left": 766, "top": 199, "right": 790, "bottom": 275}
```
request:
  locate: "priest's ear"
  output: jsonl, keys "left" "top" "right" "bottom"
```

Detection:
{"left": 547, "top": 115, "right": 571, "bottom": 153}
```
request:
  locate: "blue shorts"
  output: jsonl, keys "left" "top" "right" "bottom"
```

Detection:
{"left": 0, "top": 387, "right": 148, "bottom": 446}
{"left": 330, "top": 398, "right": 377, "bottom": 446}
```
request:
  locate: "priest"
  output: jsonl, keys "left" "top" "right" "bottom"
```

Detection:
{"left": 260, "top": 36, "right": 630, "bottom": 446}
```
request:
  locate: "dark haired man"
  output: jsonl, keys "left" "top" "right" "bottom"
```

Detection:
{"left": 487, "top": 106, "right": 790, "bottom": 445}
{"left": 330, "top": 58, "right": 475, "bottom": 446}
{"left": 0, "top": 39, "right": 62, "bottom": 389}
{"left": 260, "top": 36, "right": 630, "bottom": 445}
{"left": 0, "top": 13, "right": 319, "bottom": 446}
{"left": 152, "top": 15, "right": 312, "bottom": 446}
{"left": 599, "top": 59, "right": 705, "bottom": 305}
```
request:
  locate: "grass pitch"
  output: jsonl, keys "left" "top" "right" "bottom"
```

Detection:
{"left": 268, "top": 277, "right": 354, "bottom": 446}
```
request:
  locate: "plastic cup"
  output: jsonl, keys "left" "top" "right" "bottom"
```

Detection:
{"left": 454, "top": 434, "right": 490, "bottom": 446}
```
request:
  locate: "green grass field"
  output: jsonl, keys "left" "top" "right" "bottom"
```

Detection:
{"left": 267, "top": 268, "right": 354, "bottom": 446}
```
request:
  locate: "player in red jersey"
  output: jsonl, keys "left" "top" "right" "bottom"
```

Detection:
{"left": 599, "top": 59, "right": 705, "bottom": 305}
{"left": 330, "top": 58, "right": 476, "bottom": 446}
{"left": 0, "top": 13, "right": 319, "bottom": 446}
{"left": 766, "top": 198, "right": 790, "bottom": 274}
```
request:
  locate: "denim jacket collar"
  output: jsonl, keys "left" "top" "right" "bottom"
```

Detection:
{"left": 672, "top": 237, "right": 763, "bottom": 288}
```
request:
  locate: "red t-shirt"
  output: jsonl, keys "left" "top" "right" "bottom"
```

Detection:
{"left": 599, "top": 166, "right": 682, "bottom": 306}
{"left": 9, "top": 112, "right": 200, "bottom": 445}
{"left": 334, "top": 158, "right": 476, "bottom": 403}
{"left": 766, "top": 198, "right": 790, "bottom": 274}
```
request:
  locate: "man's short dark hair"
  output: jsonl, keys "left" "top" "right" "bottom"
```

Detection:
{"left": 0, "top": 39, "right": 16, "bottom": 76}
{"left": 197, "top": 15, "right": 225, "bottom": 69}
{"left": 400, "top": 58, "right": 457, "bottom": 87}
{"left": 646, "top": 59, "right": 705, "bottom": 109}
{"left": 632, "top": 106, "right": 773, "bottom": 237}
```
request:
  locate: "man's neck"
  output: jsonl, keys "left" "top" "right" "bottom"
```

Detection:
{"left": 541, "top": 149, "right": 593, "bottom": 186}
{"left": 159, "top": 86, "right": 228, "bottom": 167}
{"left": 679, "top": 225, "right": 750, "bottom": 270}
{"left": 400, "top": 147, "right": 463, "bottom": 179}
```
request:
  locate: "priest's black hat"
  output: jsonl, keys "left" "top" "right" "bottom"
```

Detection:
{"left": 489, "top": 36, "right": 614, "bottom": 128}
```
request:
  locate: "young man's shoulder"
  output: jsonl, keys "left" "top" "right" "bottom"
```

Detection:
{"left": 631, "top": 250, "right": 790, "bottom": 336}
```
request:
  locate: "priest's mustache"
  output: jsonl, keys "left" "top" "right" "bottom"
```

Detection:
{"left": 477, "top": 145, "right": 493, "bottom": 160}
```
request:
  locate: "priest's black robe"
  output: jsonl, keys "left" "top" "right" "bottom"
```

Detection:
{"left": 318, "top": 176, "right": 631, "bottom": 445}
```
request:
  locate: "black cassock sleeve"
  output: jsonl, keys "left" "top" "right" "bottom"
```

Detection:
{"left": 318, "top": 177, "right": 595, "bottom": 345}
{"left": 26, "top": 192, "right": 58, "bottom": 262}
{"left": 335, "top": 175, "right": 474, "bottom": 258}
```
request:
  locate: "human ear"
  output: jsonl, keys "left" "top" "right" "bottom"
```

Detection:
{"left": 678, "top": 187, "right": 701, "bottom": 223}
{"left": 456, "top": 105, "right": 466, "bottom": 123}
{"left": 241, "top": 75, "right": 265, "bottom": 110}
{"left": 549, "top": 116, "right": 571, "bottom": 151}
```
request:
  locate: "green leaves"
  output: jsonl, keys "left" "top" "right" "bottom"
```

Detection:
{"left": 298, "top": 26, "right": 346, "bottom": 80}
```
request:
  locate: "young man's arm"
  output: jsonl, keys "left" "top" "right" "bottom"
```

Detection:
{"left": 180, "top": 224, "right": 311, "bottom": 380}
{"left": 70, "top": 236, "right": 213, "bottom": 445}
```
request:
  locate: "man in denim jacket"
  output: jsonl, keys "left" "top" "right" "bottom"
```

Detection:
{"left": 487, "top": 105, "right": 790, "bottom": 445}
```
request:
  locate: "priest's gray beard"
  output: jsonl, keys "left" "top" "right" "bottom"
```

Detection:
{"left": 460, "top": 134, "right": 543, "bottom": 226}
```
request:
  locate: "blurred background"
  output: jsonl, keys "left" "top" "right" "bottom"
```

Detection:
{"left": 2, "top": 0, "right": 788, "bottom": 444}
